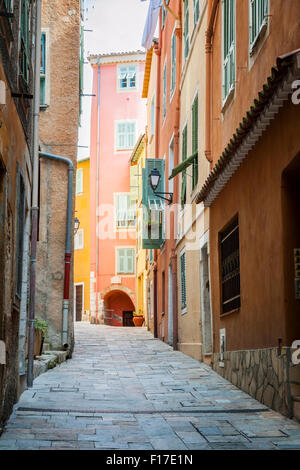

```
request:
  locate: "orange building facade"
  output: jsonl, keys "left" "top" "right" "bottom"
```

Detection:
{"left": 196, "top": 0, "right": 300, "bottom": 417}
{"left": 88, "top": 51, "right": 146, "bottom": 326}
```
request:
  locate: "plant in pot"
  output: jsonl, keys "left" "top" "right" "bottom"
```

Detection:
{"left": 133, "top": 310, "right": 144, "bottom": 327}
{"left": 34, "top": 318, "right": 49, "bottom": 358}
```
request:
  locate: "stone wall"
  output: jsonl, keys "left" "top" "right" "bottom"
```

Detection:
{"left": 212, "top": 347, "right": 300, "bottom": 418}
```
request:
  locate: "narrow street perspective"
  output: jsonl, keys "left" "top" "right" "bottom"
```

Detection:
{"left": 1, "top": 0, "right": 300, "bottom": 456}
{"left": 1, "top": 323, "right": 300, "bottom": 450}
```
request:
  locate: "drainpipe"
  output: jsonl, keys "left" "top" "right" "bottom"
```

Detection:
{"left": 171, "top": 1, "right": 182, "bottom": 351}
{"left": 95, "top": 58, "right": 101, "bottom": 324}
{"left": 205, "top": 0, "right": 219, "bottom": 166}
{"left": 27, "top": 0, "right": 42, "bottom": 388}
{"left": 153, "top": 12, "right": 162, "bottom": 339}
{"left": 39, "top": 152, "right": 74, "bottom": 348}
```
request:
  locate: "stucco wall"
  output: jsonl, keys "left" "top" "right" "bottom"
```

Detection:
{"left": 37, "top": 0, "right": 80, "bottom": 350}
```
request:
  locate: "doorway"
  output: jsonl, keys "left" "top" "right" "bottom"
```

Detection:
{"left": 123, "top": 311, "right": 134, "bottom": 327}
{"left": 200, "top": 236, "right": 213, "bottom": 355}
{"left": 75, "top": 283, "right": 84, "bottom": 322}
{"left": 168, "top": 264, "right": 173, "bottom": 346}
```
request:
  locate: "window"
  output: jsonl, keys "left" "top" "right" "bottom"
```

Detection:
{"left": 118, "top": 65, "right": 137, "bottom": 90}
{"left": 191, "top": 94, "right": 198, "bottom": 190}
{"left": 19, "top": 0, "right": 31, "bottom": 84}
{"left": 183, "top": 0, "right": 189, "bottom": 59}
{"left": 249, "top": 0, "right": 268, "bottom": 52}
{"left": 15, "top": 172, "right": 26, "bottom": 299}
{"left": 181, "top": 124, "right": 187, "bottom": 208}
{"left": 180, "top": 251, "right": 187, "bottom": 311}
{"left": 149, "top": 249, "right": 153, "bottom": 264}
{"left": 163, "top": 59, "right": 167, "bottom": 120}
{"left": 75, "top": 229, "right": 84, "bottom": 250}
{"left": 220, "top": 215, "right": 240, "bottom": 314}
{"left": 115, "top": 193, "right": 136, "bottom": 228}
{"left": 193, "top": 0, "right": 200, "bottom": 25}
{"left": 76, "top": 167, "right": 83, "bottom": 195}
{"left": 117, "top": 247, "right": 135, "bottom": 274}
{"left": 170, "top": 31, "right": 176, "bottom": 96}
{"left": 151, "top": 94, "right": 155, "bottom": 136}
{"left": 116, "top": 121, "right": 136, "bottom": 150}
{"left": 40, "top": 32, "right": 46, "bottom": 105}
{"left": 161, "top": 4, "right": 167, "bottom": 28}
{"left": 222, "top": 0, "right": 235, "bottom": 102}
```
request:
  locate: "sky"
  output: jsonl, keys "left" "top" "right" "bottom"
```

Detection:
{"left": 78, "top": 0, "right": 150, "bottom": 159}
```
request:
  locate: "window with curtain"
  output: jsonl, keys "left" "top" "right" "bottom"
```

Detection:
{"left": 117, "top": 248, "right": 135, "bottom": 274}
{"left": 191, "top": 94, "right": 198, "bottom": 190}
{"left": 116, "top": 121, "right": 136, "bottom": 150}
{"left": 222, "top": 0, "right": 235, "bottom": 101}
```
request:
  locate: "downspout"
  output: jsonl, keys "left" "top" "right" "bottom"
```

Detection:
{"left": 171, "top": 1, "right": 182, "bottom": 351}
{"left": 205, "top": 0, "right": 219, "bottom": 166}
{"left": 39, "top": 152, "right": 74, "bottom": 348}
{"left": 95, "top": 58, "right": 100, "bottom": 324}
{"left": 27, "top": 0, "right": 42, "bottom": 388}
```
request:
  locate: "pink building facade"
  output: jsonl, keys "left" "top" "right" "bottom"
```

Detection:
{"left": 88, "top": 51, "right": 146, "bottom": 326}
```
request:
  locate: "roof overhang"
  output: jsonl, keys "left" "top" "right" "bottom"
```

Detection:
{"left": 88, "top": 51, "right": 146, "bottom": 66}
{"left": 130, "top": 134, "right": 145, "bottom": 165}
{"left": 196, "top": 50, "right": 300, "bottom": 207}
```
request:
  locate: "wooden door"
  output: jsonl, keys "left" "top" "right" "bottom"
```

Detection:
{"left": 123, "top": 311, "right": 134, "bottom": 327}
{"left": 75, "top": 285, "right": 83, "bottom": 322}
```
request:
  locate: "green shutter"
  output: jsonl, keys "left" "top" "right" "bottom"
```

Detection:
{"left": 192, "top": 95, "right": 198, "bottom": 189}
{"left": 223, "top": 0, "right": 235, "bottom": 101}
{"left": 142, "top": 159, "right": 165, "bottom": 249}
{"left": 181, "top": 126, "right": 187, "bottom": 207}
{"left": 20, "top": 0, "right": 30, "bottom": 84}
{"left": 126, "top": 248, "right": 134, "bottom": 273}
{"left": 184, "top": 0, "right": 189, "bottom": 58}
{"left": 250, "top": 0, "right": 268, "bottom": 49}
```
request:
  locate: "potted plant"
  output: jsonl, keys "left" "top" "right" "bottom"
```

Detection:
{"left": 34, "top": 318, "right": 49, "bottom": 357}
{"left": 133, "top": 310, "right": 144, "bottom": 327}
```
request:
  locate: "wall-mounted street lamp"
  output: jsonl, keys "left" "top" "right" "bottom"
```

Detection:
{"left": 74, "top": 217, "right": 80, "bottom": 234}
{"left": 149, "top": 168, "right": 173, "bottom": 205}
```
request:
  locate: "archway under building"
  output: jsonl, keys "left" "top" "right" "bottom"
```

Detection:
{"left": 103, "top": 289, "right": 135, "bottom": 327}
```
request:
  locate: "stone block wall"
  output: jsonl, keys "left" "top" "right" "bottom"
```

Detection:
{"left": 212, "top": 347, "right": 300, "bottom": 418}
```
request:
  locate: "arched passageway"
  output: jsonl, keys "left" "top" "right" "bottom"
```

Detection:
{"left": 104, "top": 290, "right": 135, "bottom": 327}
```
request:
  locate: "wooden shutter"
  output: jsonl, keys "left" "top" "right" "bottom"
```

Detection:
{"left": 15, "top": 172, "right": 26, "bottom": 298}
{"left": 126, "top": 248, "right": 134, "bottom": 273}
{"left": 223, "top": 0, "right": 235, "bottom": 100}
{"left": 180, "top": 252, "right": 186, "bottom": 309}
{"left": 130, "top": 164, "right": 139, "bottom": 202}
{"left": 184, "top": 0, "right": 189, "bottom": 58}
{"left": 118, "top": 248, "right": 125, "bottom": 273}
{"left": 181, "top": 126, "right": 187, "bottom": 207}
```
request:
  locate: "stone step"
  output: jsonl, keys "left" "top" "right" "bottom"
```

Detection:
{"left": 293, "top": 396, "right": 300, "bottom": 423}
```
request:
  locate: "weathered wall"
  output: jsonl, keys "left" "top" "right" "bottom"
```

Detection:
{"left": 37, "top": 0, "right": 80, "bottom": 350}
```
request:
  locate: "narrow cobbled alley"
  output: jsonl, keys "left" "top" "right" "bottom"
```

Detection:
{"left": 1, "top": 323, "right": 300, "bottom": 450}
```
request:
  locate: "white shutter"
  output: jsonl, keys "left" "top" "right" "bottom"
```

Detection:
{"left": 126, "top": 248, "right": 134, "bottom": 273}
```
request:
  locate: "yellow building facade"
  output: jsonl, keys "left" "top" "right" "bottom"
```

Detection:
{"left": 130, "top": 135, "right": 148, "bottom": 326}
{"left": 74, "top": 157, "right": 91, "bottom": 322}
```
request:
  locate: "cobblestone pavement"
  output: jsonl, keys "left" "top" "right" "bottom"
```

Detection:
{"left": 1, "top": 323, "right": 300, "bottom": 450}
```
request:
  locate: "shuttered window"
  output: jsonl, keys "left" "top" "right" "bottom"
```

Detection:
{"left": 163, "top": 60, "right": 167, "bottom": 120}
{"left": 118, "top": 65, "right": 137, "bottom": 90}
{"left": 220, "top": 215, "right": 240, "bottom": 314}
{"left": 183, "top": 0, "right": 189, "bottom": 59}
{"left": 191, "top": 94, "right": 198, "bottom": 189}
{"left": 15, "top": 173, "right": 26, "bottom": 299}
{"left": 19, "top": 0, "right": 30, "bottom": 84}
{"left": 193, "top": 0, "right": 200, "bottom": 24}
{"left": 117, "top": 248, "right": 135, "bottom": 274}
{"left": 151, "top": 94, "right": 155, "bottom": 135}
{"left": 75, "top": 229, "right": 84, "bottom": 250}
{"left": 181, "top": 125, "right": 187, "bottom": 208}
{"left": 222, "top": 0, "right": 235, "bottom": 101}
{"left": 249, "top": 0, "right": 268, "bottom": 51}
{"left": 180, "top": 251, "right": 187, "bottom": 311}
{"left": 116, "top": 121, "right": 136, "bottom": 150}
{"left": 76, "top": 168, "right": 83, "bottom": 195}
{"left": 115, "top": 194, "right": 136, "bottom": 228}
{"left": 170, "top": 32, "right": 176, "bottom": 95}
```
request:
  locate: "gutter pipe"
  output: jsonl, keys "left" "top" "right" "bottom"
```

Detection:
{"left": 95, "top": 57, "right": 100, "bottom": 324}
{"left": 27, "top": 0, "right": 42, "bottom": 388}
{"left": 39, "top": 152, "right": 74, "bottom": 348}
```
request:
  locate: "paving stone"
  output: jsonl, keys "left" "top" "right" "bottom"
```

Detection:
{"left": 0, "top": 323, "right": 300, "bottom": 451}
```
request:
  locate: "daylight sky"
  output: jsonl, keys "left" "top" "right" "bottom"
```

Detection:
{"left": 78, "top": 0, "right": 149, "bottom": 159}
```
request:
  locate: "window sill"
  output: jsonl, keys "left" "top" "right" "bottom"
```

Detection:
{"left": 220, "top": 307, "right": 240, "bottom": 318}
{"left": 40, "top": 104, "right": 49, "bottom": 111}
{"left": 221, "top": 86, "right": 235, "bottom": 115}
{"left": 249, "top": 21, "right": 268, "bottom": 58}
{"left": 181, "top": 307, "right": 187, "bottom": 316}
